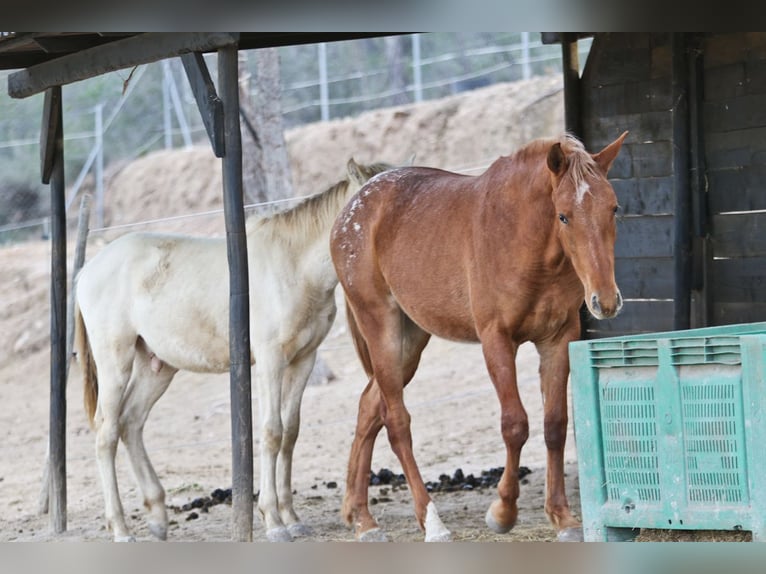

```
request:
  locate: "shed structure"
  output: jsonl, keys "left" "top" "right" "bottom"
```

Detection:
{"left": 545, "top": 32, "right": 766, "bottom": 339}
{"left": 0, "top": 31, "right": 382, "bottom": 542}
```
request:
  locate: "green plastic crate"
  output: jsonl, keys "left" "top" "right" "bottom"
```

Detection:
{"left": 569, "top": 321, "right": 766, "bottom": 541}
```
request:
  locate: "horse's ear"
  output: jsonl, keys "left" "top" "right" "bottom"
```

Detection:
{"left": 347, "top": 157, "right": 366, "bottom": 184}
{"left": 593, "top": 130, "right": 628, "bottom": 173}
{"left": 547, "top": 143, "right": 567, "bottom": 177}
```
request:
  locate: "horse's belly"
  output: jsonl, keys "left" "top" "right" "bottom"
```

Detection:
{"left": 393, "top": 292, "right": 478, "bottom": 342}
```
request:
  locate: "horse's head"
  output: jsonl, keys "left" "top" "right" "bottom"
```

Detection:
{"left": 547, "top": 131, "right": 628, "bottom": 320}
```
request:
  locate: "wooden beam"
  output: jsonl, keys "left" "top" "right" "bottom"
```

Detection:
{"left": 671, "top": 32, "right": 692, "bottom": 331}
{"left": 218, "top": 45, "right": 253, "bottom": 542}
{"left": 181, "top": 52, "right": 224, "bottom": 157}
{"left": 46, "top": 85, "right": 67, "bottom": 533}
{"left": 40, "top": 87, "right": 61, "bottom": 184}
{"left": 8, "top": 32, "right": 239, "bottom": 98}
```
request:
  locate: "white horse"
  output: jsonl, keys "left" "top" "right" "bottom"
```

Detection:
{"left": 74, "top": 159, "right": 393, "bottom": 542}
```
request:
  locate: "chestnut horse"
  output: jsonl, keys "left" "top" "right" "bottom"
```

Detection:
{"left": 330, "top": 132, "right": 628, "bottom": 542}
{"left": 75, "top": 158, "right": 393, "bottom": 542}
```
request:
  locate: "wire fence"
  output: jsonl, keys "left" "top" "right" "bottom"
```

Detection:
{"left": 0, "top": 33, "right": 590, "bottom": 244}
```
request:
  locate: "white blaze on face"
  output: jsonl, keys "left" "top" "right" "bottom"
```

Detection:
{"left": 576, "top": 180, "right": 590, "bottom": 205}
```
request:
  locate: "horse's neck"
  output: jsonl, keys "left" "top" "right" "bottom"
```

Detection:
{"left": 247, "top": 179, "right": 357, "bottom": 269}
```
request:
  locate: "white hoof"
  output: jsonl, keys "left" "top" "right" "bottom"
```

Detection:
{"left": 424, "top": 501, "right": 452, "bottom": 542}
{"left": 148, "top": 521, "right": 168, "bottom": 541}
{"left": 358, "top": 528, "right": 389, "bottom": 542}
{"left": 266, "top": 526, "right": 293, "bottom": 542}
{"left": 557, "top": 527, "right": 584, "bottom": 542}
{"left": 287, "top": 522, "right": 313, "bottom": 538}
{"left": 485, "top": 507, "right": 512, "bottom": 534}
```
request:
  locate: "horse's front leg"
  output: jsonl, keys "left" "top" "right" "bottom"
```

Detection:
{"left": 254, "top": 348, "right": 291, "bottom": 542}
{"left": 536, "top": 326, "right": 583, "bottom": 542}
{"left": 479, "top": 330, "right": 528, "bottom": 535}
{"left": 276, "top": 351, "right": 317, "bottom": 538}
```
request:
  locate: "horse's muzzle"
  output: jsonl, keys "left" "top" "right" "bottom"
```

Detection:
{"left": 588, "top": 290, "right": 623, "bottom": 320}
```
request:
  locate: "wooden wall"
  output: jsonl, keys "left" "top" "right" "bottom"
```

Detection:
{"left": 579, "top": 32, "right": 766, "bottom": 337}
{"left": 702, "top": 33, "right": 766, "bottom": 325}
{"left": 581, "top": 33, "right": 677, "bottom": 337}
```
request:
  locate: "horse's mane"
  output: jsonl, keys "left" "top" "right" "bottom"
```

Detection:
{"left": 246, "top": 178, "right": 352, "bottom": 246}
{"left": 507, "top": 133, "right": 600, "bottom": 192}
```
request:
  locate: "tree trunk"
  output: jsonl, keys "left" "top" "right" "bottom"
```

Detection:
{"left": 238, "top": 48, "right": 293, "bottom": 210}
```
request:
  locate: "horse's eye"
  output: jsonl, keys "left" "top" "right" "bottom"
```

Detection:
{"left": 613, "top": 206, "right": 619, "bottom": 216}
{"left": 558, "top": 213, "right": 569, "bottom": 225}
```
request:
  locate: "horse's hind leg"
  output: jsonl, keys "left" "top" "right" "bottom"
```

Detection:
{"left": 479, "top": 330, "right": 528, "bottom": 536}
{"left": 119, "top": 340, "right": 177, "bottom": 540}
{"left": 89, "top": 338, "right": 136, "bottom": 542}
{"left": 343, "top": 312, "right": 442, "bottom": 541}
{"left": 275, "top": 350, "right": 317, "bottom": 537}
{"left": 536, "top": 333, "right": 583, "bottom": 542}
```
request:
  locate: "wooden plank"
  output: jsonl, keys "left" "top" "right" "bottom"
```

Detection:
{"left": 218, "top": 46, "right": 253, "bottom": 543}
{"left": 181, "top": 52, "right": 224, "bottom": 157}
{"left": 615, "top": 215, "right": 674, "bottom": 258}
{"left": 584, "top": 299, "right": 675, "bottom": 338}
{"left": 587, "top": 112, "right": 673, "bottom": 158}
{"left": 712, "top": 212, "right": 766, "bottom": 257}
{"left": 745, "top": 59, "right": 766, "bottom": 95}
{"left": 707, "top": 165, "right": 766, "bottom": 213}
{"left": 704, "top": 126, "right": 766, "bottom": 170}
{"left": 587, "top": 77, "right": 673, "bottom": 118}
{"left": 703, "top": 93, "right": 766, "bottom": 133}
{"left": 703, "top": 63, "right": 746, "bottom": 100}
{"left": 39, "top": 87, "right": 61, "bottom": 184}
{"left": 9, "top": 32, "right": 239, "bottom": 98}
{"left": 704, "top": 33, "right": 747, "bottom": 68}
{"left": 615, "top": 257, "right": 675, "bottom": 299}
{"left": 710, "top": 256, "right": 766, "bottom": 303}
{"left": 632, "top": 140, "right": 674, "bottom": 178}
{"left": 712, "top": 302, "right": 766, "bottom": 325}
{"left": 611, "top": 176, "right": 674, "bottom": 216}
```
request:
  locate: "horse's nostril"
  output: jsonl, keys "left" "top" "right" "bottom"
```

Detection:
{"left": 590, "top": 294, "right": 602, "bottom": 314}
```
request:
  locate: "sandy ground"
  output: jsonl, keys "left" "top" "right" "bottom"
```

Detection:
{"left": 0, "top": 76, "right": 585, "bottom": 543}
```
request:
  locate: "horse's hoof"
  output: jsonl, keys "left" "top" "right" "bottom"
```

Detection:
{"left": 288, "top": 522, "right": 313, "bottom": 538}
{"left": 425, "top": 530, "right": 452, "bottom": 542}
{"left": 266, "top": 526, "right": 293, "bottom": 542}
{"left": 358, "top": 528, "right": 389, "bottom": 542}
{"left": 485, "top": 507, "right": 513, "bottom": 534}
{"left": 148, "top": 521, "right": 168, "bottom": 541}
{"left": 557, "top": 527, "right": 584, "bottom": 542}
{"left": 114, "top": 534, "right": 137, "bottom": 543}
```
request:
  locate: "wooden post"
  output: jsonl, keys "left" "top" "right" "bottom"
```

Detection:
{"left": 218, "top": 45, "right": 254, "bottom": 542}
{"left": 42, "top": 85, "right": 67, "bottom": 533}
{"left": 561, "top": 33, "right": 582, "bottom": 137}
{"left": 38, "top": 193, "right": 91, "bottom": 515}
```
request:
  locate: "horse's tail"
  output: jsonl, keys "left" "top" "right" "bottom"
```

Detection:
{"left": 345, "top": 298, "right": 374, "bottom": 378}
{"left": 74, "top": 300, "right": 98, "bottom": 427}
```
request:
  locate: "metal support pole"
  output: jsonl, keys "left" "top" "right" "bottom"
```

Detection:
{"left": 412, "top": 34, "right": 422, "bottom": 102}
{"left": 47, "top": 85, "right": 67, "bottom": 533}
{"left": 94, "top": 104, "right": 104, "bottom": 229}
{"left": 218, "top": 45, "right": 253, "bottom": 542}
{"left": 561, "top": 34, "right": 582, "bottom": 137}
{"left": 163, "top": 61, "right": 173, "bottom": 149}
{"left": 318, "top": 43, "right": 329, "bottom": 121}
{"left": 521, "top": 32, "right": 531, "bottom": 80}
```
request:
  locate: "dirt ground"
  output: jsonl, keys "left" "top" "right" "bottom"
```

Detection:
{"left": 0, "top": 75, "right": 586, "bottom": 543}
